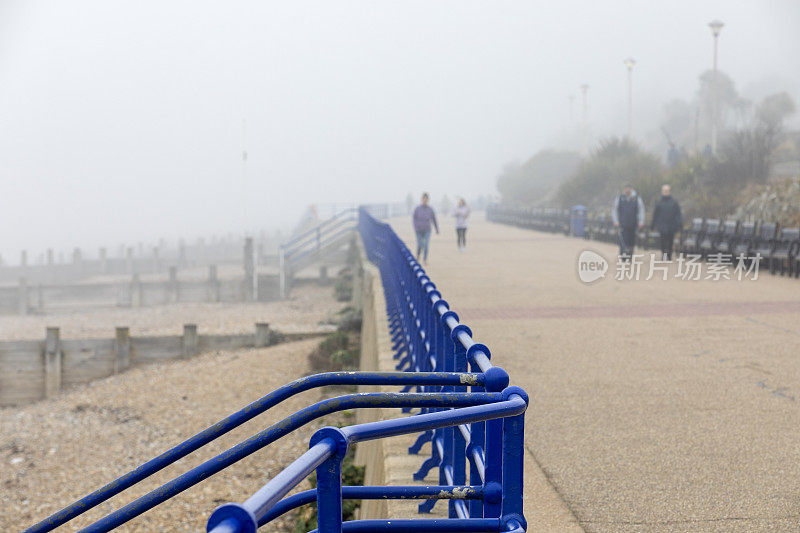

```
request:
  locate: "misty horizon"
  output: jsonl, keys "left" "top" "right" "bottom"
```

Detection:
{"left": 1, "top": 1, "right": 799, "bottom": 262}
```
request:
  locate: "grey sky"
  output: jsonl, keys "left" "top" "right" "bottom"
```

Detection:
{"left": 1, "top": 1, "right": 798, "bottom": 260}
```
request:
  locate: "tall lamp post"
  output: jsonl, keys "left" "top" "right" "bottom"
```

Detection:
{"left": 623, "top": 58, "right": 636, "bottom": 140}
{"left": 708, "top": 19, "right": 724, "bottom": 154}
{"left": 580, "top": 84, "right": 589, "bottom": 155}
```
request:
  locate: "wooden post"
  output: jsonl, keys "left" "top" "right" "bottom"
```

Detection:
{"left": 178, "top": 239, "right": 187, "bottom": 268}
{"left": 243, "top": 237, "right": 255, "bottom": 301}
{"left": 99, "top": 247, "right": 108, "bottom": 274}
{"left": 18, "top": 277, "right": 28, "bottom": 316}
{"left": 114, "top": 327, "right": 131, "bottom": 372}
{"left": 208, "top": 265, "right": 219, "bottom": 302}
{"left": 46, "top": 248, "right": 55, "bottom": 283}
{"left": 44, "top": 327, "right": 61, "bottom": 399}
{"left": 131, "top": 274, "right": 142, "bottom": 307}
{"left": 319, "top": 265, "right": 328, "bottom": 282}
{"left": 126, "top": 247, "right": 134, "bottom": 274}
{"left": 169, "top": 266, "right": 179, "bottom": 302}
{"left": 255, "top": 322, "right": 271, "bottom": 347}
{"left": 182, "top": 324, "right": 198, "bottom": 358}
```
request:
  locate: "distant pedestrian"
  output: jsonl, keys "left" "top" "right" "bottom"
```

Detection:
{"left": 612, "top": 184, "right": 645, "bottom": 260}
{"left": 453, "top": 198, "right": 471, "bottom": 251}
{"left": 651, "top": 184, "right": 683, "bottom": 260}
{"left": 412, "top": 192, "right": 439, "bottom": 263}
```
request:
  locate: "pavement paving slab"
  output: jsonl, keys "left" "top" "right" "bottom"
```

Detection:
{"left": 389, "top": 212, "right": 800, "bottom": 532}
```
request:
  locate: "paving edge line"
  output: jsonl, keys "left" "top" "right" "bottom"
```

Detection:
{"left": 352, "top": 252, "right": 585, "bottom": 530}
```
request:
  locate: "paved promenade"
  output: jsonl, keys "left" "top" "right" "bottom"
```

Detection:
{"left": 390, "top": 213, "right": 800, "bottom": 532}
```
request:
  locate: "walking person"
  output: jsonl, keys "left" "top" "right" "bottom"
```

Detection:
{"left": 412, "top": 192, "right": 439, "bottom": 263}
{"left": 612, "top": 184, "right": 645, "bottom": 260}
{"left": 453, "top": 198, "right": 471, "bottom": 251}
{"left": 651, "top": 184, "right": 683, "bottom": 260}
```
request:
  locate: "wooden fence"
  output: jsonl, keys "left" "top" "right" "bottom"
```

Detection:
{"left": 0, "top": 323, "right": 325, "bottom": 406}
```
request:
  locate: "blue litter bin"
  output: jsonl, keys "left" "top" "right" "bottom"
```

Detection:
{"left": 571, "top": 205, "right": 587, "bottom": 237}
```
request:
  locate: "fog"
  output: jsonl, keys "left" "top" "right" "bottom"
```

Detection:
{"left": 1, "top": 0, "right": 798, "bottom": 260}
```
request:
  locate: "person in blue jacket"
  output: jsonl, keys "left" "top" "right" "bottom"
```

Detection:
{"left": 412, "top": 192, "right": 439, "bottom": 263}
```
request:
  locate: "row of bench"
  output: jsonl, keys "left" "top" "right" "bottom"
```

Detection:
{"left": 486, "top": 205, "right": 800, "bottom": 277}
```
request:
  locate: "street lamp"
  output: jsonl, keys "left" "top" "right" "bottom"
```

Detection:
{"left": 708, "top": 19, "right": 724, "bottom": 154}
{"left": 623, "top": 57, "right": 636, "bottom": 140}
{"left": 580, "top": 84, "right": 589, "bottom": 155}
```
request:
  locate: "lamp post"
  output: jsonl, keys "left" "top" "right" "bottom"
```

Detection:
{"left": 580, "top": 84, "right": 589, "bottom": 155}
{"left": 708, "top": 20, "right": 724, "bottom": 154}
{"left": 623, "top": 58, "right": 636, "bottom": 140}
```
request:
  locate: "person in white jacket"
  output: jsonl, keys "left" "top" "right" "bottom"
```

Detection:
{"left": 453, "top": 198, "right": 471, "bottom": 251}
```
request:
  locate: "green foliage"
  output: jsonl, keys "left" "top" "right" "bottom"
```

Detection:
{"left": 497, "top": 150, "right": 581, "bottom": 206}
{"left": 336, "top": 306, "right": 362, "bottom": 332}
{"left": 334, "top": 267, "right": 353, "bottom": 302}
{"left": 330, "top": 349, "right": 358, "bottom": 369}
{"left": 319, "top": 331, "right": 349, "bottom": 356}
{"left": 293, "top": 448, "right": 365, "bottom": 532}
{"left": 556, "top": 138, "right": 663, "bottom": 209}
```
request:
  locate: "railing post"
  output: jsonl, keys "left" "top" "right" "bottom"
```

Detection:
{"left": 451, "top": 324, "right": 471, "bottom": 516}
{"left": 441, "top": 309, "right": 458, "bottom": 517}
{"left": 467, "top": 344, "right": 489, "bottom": 518}
{"left": 312, "top": 428, "right": 348, "bottom": 533}
{"left": 501, "top": 388, "right": 529, "bottom": 531}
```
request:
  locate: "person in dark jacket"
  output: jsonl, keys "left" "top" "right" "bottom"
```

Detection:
{"left": 650, "top": 184, "right": 683, "bottom": 260}
{"left": 612, "top": 185, "right": 645, "bottom": 260}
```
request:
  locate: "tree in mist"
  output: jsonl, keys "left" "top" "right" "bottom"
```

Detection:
{"left": 440, "top": 194, "right": 453, "bottom": 216}
{"left": 556, "top": 138, "right": 663, "bottom": 209}
{"left": 699, "top": 92, "right": 798, "bottom": 211}
{"left": 755, "top": 92, "right": 796, "bottom": 129}
{"left": 659, "top": 92, "right": 798, "bottom": 219}
{"left": 496, "top": 150, "right": 581, "bottom": 206}
{"left": 660, "top": 70, "right": 749, "bottom": 153}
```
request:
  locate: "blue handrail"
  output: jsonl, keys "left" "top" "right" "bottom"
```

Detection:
{"left": 26, "top": 206, "right": 529, "bottom": 533}
{"left": 207, "top": 389, "right": 527, "bottom": 532}
{"left": 205, "top": 208, "right": 529, "bottom": 532}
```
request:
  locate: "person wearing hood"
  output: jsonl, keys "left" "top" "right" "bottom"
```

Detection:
{"left": 612, "top": 184, "right": 645, "bottom": 259}
{"left": 650, "top": 184, "right": 683, "bottom": 260}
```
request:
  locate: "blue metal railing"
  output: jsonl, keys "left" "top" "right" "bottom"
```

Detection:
{"left": 26, "top": 207, "right": 528, "bottom": 533}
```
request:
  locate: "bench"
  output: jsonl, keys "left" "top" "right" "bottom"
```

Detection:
{"left": 752, "top": 222, "right": 778, "bottom": 269}
{"left": 714, "top": 220, "right": 739, "bottom": 255}
{"left": 768, "top": 227, "right": 800, "bottom": 276}
{"left": 680, "top": 218, "right": 704, "bottom": 255}
{"left": 732, "top": 221, "right": 757, "bottom": 258}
